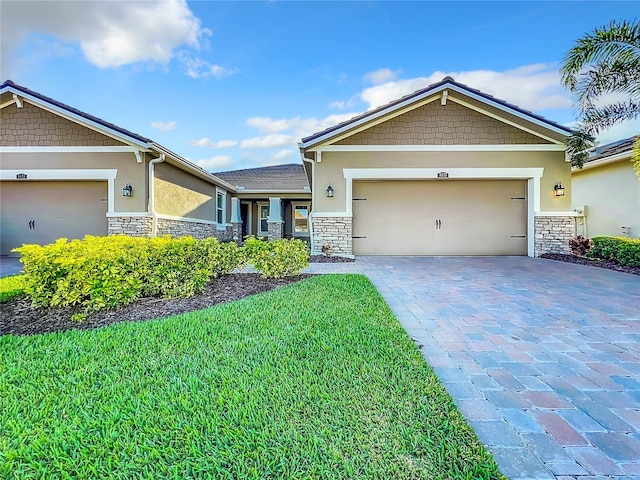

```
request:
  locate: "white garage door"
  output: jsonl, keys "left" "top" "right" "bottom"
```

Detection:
{"left": 352, "top": 180, "right": 527, "bottom": 255}
{"left": 1, "top": 181, "right": 108, "bottom": 255}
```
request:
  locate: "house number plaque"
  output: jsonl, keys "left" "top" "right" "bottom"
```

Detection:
{"left": 437, "top": 172, "right": 449, "bottom": 178}
{"left": 16, "top": 173, "right": 27, "bottom": 179}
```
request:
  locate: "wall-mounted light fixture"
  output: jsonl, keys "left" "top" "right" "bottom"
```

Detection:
{"left": 122, "top": 183, "right": 133, "bottom": 197}
{"left": 326, "top": 184, "right": 334, "bottom": 198}
{"left": 553, "top": 181, "right": 565, "bottom": 197}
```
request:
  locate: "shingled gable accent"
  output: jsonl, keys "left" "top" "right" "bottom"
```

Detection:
{"left": 300, "top": 77, "right": 572, "bottom": 149}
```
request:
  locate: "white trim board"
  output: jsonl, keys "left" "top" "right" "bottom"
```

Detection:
{"left": 1, "top": 169, "right": 117, "bottom": 213}
{"left": 317, "top": 144, "right": 565, "bottom": 153}
{"left": 0, "top": 146, "right": 142, "bottom": 153}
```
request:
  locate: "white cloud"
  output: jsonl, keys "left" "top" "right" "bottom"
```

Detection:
{"left": 272, "top": 149, "right": 295, "bottom": 161}
{"left": 189, "top": 138, "right": 238, "bottom": 148}
{"left": 359, "top": 64, "right": 572, "bottom": 112}
{"left": 2, "top": 0, "right": 206, "bottom": 71}
{"left": 195, "top": 155, "right": 234, "bottom": 171}
{"left": 595, "top": 119, "right": 640, "bottom": 145}
{"left": 151, "top": 121, "right": 176, "bottom": 132}
{"left": 328, "top": 100, "right": 346, "bottom": 110}
{"left": 179, "top": 54, "right": 238, "bottom": 79}
{"left": 364, "top": 68, "right": 401, "bottom": 85}
{"left": 240, "top": 134, "right": 296, "bottom": 149}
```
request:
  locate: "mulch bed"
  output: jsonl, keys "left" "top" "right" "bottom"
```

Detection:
{"left": 540, "top": 253, "right": 640, "bottom": 276}
{"left": 1, "top": 274, "right": 312, "bottom": 337}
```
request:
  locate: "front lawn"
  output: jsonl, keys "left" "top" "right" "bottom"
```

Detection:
{"left": 1, "top": 274, "right": 504, "bottom": 479}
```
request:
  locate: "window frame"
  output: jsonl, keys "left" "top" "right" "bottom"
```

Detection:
{"left": 215, "top": 188, "right": 227, "bottom": 228}
{"left": 291, "top": 202, "right": 311, "bottom": 237}
{"left": 258, "top": 202, "right": 270, "bottom": 237}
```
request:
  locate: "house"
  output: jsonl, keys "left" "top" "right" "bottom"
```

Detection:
{"left": 572, "top": 136, "right": 639, "bottom": 239}
{"left": 2, "top": 77, "right": 579, "bottom": 258}
{"left": 0, "top": 80, "right": 238, "bottom": 255}
{"left": 299, "top": 77, "right": 576, "bottom": 257}
{"left": 214, "top": 164, "right": 311, "bottom": 240}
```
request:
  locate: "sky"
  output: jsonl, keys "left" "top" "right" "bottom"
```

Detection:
{"left": 2, "top": 0, "right": 638, "bottom": 172}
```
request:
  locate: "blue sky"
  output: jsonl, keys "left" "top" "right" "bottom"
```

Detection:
{"left": 2, "top": 1, "right": 638, "bottom": 172}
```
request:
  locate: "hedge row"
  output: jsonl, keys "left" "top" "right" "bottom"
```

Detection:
{"left": 14, "top": 235, "right": 309, "bottom": 314}
{"left": 588, "top": 236, "right": 640, "bottom": 267}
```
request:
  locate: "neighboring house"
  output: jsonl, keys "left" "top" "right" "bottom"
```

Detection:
{"left": 0, "top": 80, "right": 237, "bottom": 256}
{"left": 572, "top": 136, "right": 640, "bottom": 239}
{"left": 299, "top": 77, "right": 575, "bottom": 257}
{"left": 214, "top": 164, "right": 311, "bottom": 240}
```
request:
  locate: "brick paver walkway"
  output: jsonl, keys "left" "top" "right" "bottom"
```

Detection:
{"left": 306, "top": 257, "right": 640, "bottom": 480}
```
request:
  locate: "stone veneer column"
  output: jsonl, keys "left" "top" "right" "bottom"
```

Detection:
{"left": 267, "top": 197, "right": 283, "bottom": 241}
{"left": 311, "top": 216, "right": 352, "bottom": 256}
{"left": 534, "top": 216, "right": 575, "bottom": 256}
{"left": 230, "top": 197, "right": 243, "bottom": 243}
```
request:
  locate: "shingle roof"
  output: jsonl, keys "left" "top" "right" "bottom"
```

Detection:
{"left": 586, "top": 136, "right": 637, "bottom": 163}
{"left": 300, "top": 76, "right": 572, "bottom": 146}
{"left": 214, "top": 163, "right": 309, "bottom": 190}
{"left": 1, "top": 80, "right": 151, "bottom": 145}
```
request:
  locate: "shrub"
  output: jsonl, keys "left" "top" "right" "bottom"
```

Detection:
{"left": 0, "top": 274, "right": 26, "bottom": 302}
{"left": 244, "top": 236, "right": 309, "bottom": 278}
{"left": 588, "top": 236, "right": 640, "bottom": 267}
{"left": 569, "top": 235, "right": 592, "bottom": 256}
{"left": 13, "top": 235, "right": 246, "bottom": 314}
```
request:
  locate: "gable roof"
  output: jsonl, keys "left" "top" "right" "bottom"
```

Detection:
{"left": 300, "top": 77, "right": 572, "bottom": 148}
{"left": 214, "top": 163, "right": 310, "bottom": 191}
{"left": 1, "top": 80, "right": 236, "bottom": 191}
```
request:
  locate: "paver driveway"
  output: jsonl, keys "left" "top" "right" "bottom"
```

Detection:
{"left": 306, "top": 257, "right": 640, "bottom": 480}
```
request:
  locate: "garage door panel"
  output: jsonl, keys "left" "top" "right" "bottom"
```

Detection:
{"left": 1, "top": 182, "right": 108, "bottom": 255}
{"left": 352, "top": 180, "right": 527, "bottom": 256}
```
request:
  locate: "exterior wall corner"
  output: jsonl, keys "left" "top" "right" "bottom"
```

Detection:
{"left": 311, "top": 216, "right": 352, "bottom": 256}
{"left": 534, "top": 216, "right": 575, "bottom": 256}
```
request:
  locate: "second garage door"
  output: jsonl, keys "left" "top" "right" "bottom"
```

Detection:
{"left": 1, "top": 181, "right": 108, "bottom": 255}
{"left": 352, "top": 180, "right": 527, "bottom": 255}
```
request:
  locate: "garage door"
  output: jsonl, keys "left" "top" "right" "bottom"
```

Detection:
{"left": 352, "top": 180, "right": 527, "bottom": 255}
{"left": 1, "top": 181, "right": 108, "bottom": 255}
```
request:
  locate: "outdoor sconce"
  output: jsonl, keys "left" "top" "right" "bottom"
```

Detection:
{"left": 122, "top": 183, "right": 133, "bottom": 197}
{"left": 553, "top": 181, "right": 565, "bottom": 197}
{"left": 326, "top": 184, "right": 334, "bottom": 198}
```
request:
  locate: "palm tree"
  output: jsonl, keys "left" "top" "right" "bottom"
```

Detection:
{"left": 560, "top": 20, "right": 640, "bottom": 168}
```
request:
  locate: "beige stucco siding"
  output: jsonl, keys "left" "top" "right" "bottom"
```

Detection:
{"left": 154, "top": 162, "right": 230, "bottom": 222}
{"left": 0, "top": 152, "right": 147, "bottom": 212}
{"left": 1, "top": 100, "right": 125, "bottom": 146}
{"left": 314, "top": 150, "right": 571, "bottom": 212}
{"left": 572, "top": 161, "right": 640, "bottom": 238}
{"left": 336, "top": 99, "right": 549, "bottom": 146}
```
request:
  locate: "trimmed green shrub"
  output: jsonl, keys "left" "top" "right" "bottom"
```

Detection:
{"left": 13, "top": 235, "right": 246, "bottom": 314}
{"left": 0, "top": 274, "right": 26, "bottom": 302}
{"left": 588, "top": 236, "right": 640, "bottom": 267}
{"left": 244, "top": 236, "right": 309, "bottom": 278}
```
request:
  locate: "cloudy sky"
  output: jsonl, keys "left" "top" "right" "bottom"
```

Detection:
{"left": 2, "top": 1, "right": 638, "bottom": 172}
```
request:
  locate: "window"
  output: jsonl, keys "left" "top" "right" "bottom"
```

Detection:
{"left": 292, "top": 203, "right": 310, "bottom": 236}
{"left": 259, "top": 204, "right": 269, "bottom": 235}
{"left": 216, "top": 189, "right": 226, "bottom": 225}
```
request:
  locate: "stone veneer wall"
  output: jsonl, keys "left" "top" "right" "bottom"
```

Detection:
{"left": 108, "top": 216, "right": 232, "bottom": 241}
{"left": 157, "top": 218, "right": 232, "bottom": 241}
{"left": 267, "top": 221, "right": 284, "bottom": 241}
{"left": 534, "top": 216, "right": 575, "bottom": 255}
{"left": 311, "top": 216, "right": 353, "bottom": 256}
{"left": 108, "top": 216, "right": 153, "bottom": 237}
{"left": 231, "top": 222, "right": 242, "bottom": 243}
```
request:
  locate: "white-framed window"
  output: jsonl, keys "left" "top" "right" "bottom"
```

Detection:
{"left": 292, "top": 203, "right": 310, "bottom": 236}
{"left": 258, "top": 203, "right": 269, "bottom": 236}
{"left": 216, "top": 188, "right": 226, "bottom": 225}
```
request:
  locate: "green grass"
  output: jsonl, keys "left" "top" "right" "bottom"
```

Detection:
{"left": 0, "top": 274, "right": 26, "bottom": 302}
{"left": 1, "top": 274, "right": 504, "bottom": 479}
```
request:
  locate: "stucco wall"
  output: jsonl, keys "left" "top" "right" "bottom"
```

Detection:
{"left": 336, "top": 99, "right": 548, "bottom": 146}
{"left": 572, "top": 160, "right": 640, "bottom": 238}
{"left": 1, "top": 100, "right": 124, "bottom": 146}
{"left": 154, "top": 162, "right": 228, "bottom": 222}
{"left": 0, "top": 151, "right": 147, "bottom": 212}
{"left": 314, "top": 150, "right": 572, "bottom": 213}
